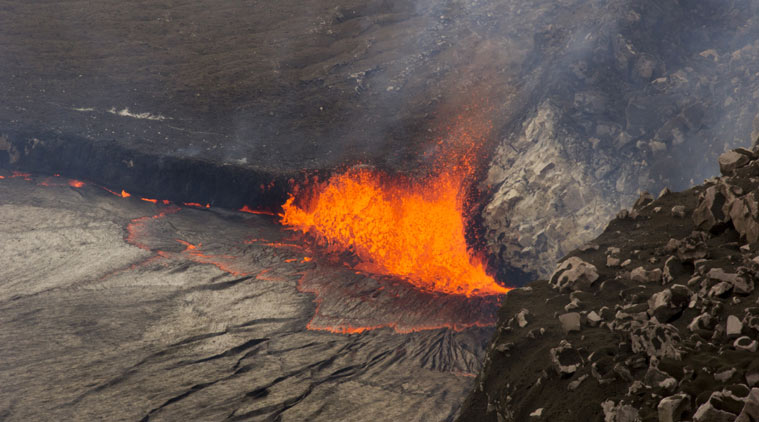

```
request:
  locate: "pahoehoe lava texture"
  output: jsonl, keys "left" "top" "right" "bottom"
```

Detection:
{"left": 0, "top": 176, "right": 494, "bottom": 421}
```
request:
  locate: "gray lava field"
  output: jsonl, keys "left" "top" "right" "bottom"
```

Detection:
{"left": 0, "top": 174, "right": 496, "bottom": 421}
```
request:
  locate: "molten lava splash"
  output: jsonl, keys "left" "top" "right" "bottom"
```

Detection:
{"left": 281, "top": 170, "right": 507, "bottom": 296}
{"left": 281, "top": 116, "right": 510, "bottom": 297}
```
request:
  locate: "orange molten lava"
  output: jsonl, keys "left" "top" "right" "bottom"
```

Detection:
{"left": 280, "top": 116, "right": 510, "bottom": 297}
{"left": 240, "top": 205, "right": 275, "bottom": 216}
{"left": 281, "top": 170, "right": 507, "bottom": 296}
{"left": 184, "top": 202, "right": 210, "bottom": 208}
{"left": 104, "top": 187, "right": 132, "bottom": 198}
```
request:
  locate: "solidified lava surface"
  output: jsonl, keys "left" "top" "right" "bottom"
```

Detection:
{"left": 0, "top": 171, "right": 501, "bottom": 421}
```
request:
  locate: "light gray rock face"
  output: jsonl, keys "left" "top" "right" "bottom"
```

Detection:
{"left": 587, "top": 311, "right": 602, "bottom": 327}
{"left": 483, "top": 103, "right": 620, "bottom": 278}
{"left": 688, "top": 313, "right": 715, "bottom": 332}
{"left": 480, "top": 0, "right": 759, "bottom": 278}
{"left": 517, "top": 308, "right": 531, "bottom": 328}
{"left": 671, "top": 205, "right": 687, "bottom": 218}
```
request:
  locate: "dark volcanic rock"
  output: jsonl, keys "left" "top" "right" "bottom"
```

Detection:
{"left": 549, "top": 256, "right": 600, "bottom": 293}
{"left": 693, "top": 183, "right": 733, "bottom": 232}
{"left": 458, "top": 144, "right": 759, "bottom": 421}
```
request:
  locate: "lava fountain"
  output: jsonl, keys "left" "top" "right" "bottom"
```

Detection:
{"left": 280, "top": 114, "right": 511, "bottom": 297}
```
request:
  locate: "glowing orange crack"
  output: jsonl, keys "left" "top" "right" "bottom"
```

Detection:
{"left": 175, "top": 239, "right": 248, "bottom": 276}
{"left": 240, "top": 205, "right": 275, "bottom": 216}
{"left": 184, "top": 202, "right": 210, "bottom": 208}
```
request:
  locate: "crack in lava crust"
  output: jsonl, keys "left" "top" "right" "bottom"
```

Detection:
{"left": 2, "top": 169, "right": 506, "bottom": 334}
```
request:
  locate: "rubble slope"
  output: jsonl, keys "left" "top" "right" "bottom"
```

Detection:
{"left": 459, "top": 142, "right": 759, "bottom": 421}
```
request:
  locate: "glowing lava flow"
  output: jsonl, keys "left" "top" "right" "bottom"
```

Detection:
{"left": 240, "top": 205, "right": 275, "bottom": 216}
{"left": 281, "top": 117, "right": 511, "bottom": 297}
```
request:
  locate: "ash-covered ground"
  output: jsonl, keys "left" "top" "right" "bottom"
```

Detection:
{"left": 459, "top": 145, "right": 759, "bottom": 421}
{"left": 0, "top": 174, "right": 499, "bottom": 421}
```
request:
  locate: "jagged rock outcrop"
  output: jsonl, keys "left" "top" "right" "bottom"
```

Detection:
{"left": 481, "top": 0, "right": 759, "bottom": 279}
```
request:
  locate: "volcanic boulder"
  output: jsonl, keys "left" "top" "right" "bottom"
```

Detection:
{"left": 558, "top": 312, "right": 581, "bottom": 333}
{"left": 726, "top": 315, "right": 744, "bottom": 338}
{"left": 729, "top": 191, "right": 759, "bottom": 243}
{"left": 549, "top": 257, "right": 599, "bottom": 293}
{"left": 693, "top": 183, "right": 732, "bottom": 232}
{"left": 657, "top": 393, "right": 691, "bottom": 422}
{"left": 662, "top": 256, "right": 688, "bottom": 284}
{"left": 707, "top": 268, "right": 754, "bottom": 296}
{"left": 629, "top": 320, "right": 681, "bottom": 360}
{"left": 550, "top": 340, "right": 583, "bottom": 376}
{"left": 718, "top": 149, "right": 754, "bottom": 176}
{"left": 647, "top": 284, "right": 690, "bottom": 323}
{"left": 693, "top": 389, "right": 748, "bottom": 422}
{"left": 734, "top": 336, "right": 759, "bottom": 352}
